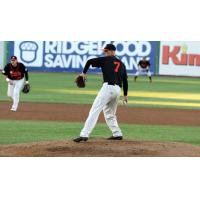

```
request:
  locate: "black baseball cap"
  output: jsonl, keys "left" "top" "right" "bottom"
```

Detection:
{"left": 103, "top": 44, "right": 116, "bottom": 51}
{"left": 11, "top": 56, "right": 17, "bottom": 60}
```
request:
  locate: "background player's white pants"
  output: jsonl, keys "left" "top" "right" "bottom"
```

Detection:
{"left": 7, "top": 78, "right": 24, "bottom": 110}
{"left": 135, "top": 67, "right": 152, "bottom": 77}
{"left": 80, "top": 83, "right": 122, "bottom": 138}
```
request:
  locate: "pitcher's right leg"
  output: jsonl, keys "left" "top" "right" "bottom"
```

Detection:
{"left": 104, "top": 100, "right": 122, "bottom": 135}
{"left": 103, "top": 87, "right": 123, "bottom": 140}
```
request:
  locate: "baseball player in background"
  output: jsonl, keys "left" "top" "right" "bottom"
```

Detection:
{"left": 74, "top": 44, "right": 128, "bottom": 142}
{"left": 134, "top": 57, "right": 152, "bottom": 82}
{"left": 2, "top": 56, "right": 29, "bottom": 112}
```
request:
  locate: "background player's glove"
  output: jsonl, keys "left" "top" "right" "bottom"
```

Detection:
{"left": 75, "top": 75, "right": 86, "bottom": 88}
{"left": 22, "top": 83, "right": 30, "bottom": 94}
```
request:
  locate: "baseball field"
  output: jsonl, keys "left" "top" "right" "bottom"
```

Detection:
{"left": 0, "top": 73, "right": 200, "bottom": 156}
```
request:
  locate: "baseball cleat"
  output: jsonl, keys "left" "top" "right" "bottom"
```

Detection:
{"left": 73, "top": 137, "right": 88, "bottom": 142}
{"left": 10, "top": 108, "right": 17, "bottom": 112}
{"left": 107, "top": 136, "right": 123, "bottom": 140}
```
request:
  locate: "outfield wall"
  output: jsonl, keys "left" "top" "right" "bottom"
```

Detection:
{"left": 159, "top": 41, "right": 200, "bottom": 77}
{"left": 2, "top": 41, "right": 200, "bottom": 77}
{"left": 0, "top": 42, "right": 4, "bottom": 69}
{"left": 6, "top": 41, "right": 158, "bottom": 75}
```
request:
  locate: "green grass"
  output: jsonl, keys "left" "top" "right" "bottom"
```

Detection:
{"left": 0, "top": 72, "right": 101, "bottom": 104}
{"left": 0, "top": 73, "right": 200, "bottom": 109}
{"left": 1, "top": 120, "right": 200, "bottom": 146}
{"left": 0, "top": 73, "right": 200, "bottom": 146}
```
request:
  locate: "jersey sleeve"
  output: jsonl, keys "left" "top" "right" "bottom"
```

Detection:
{"left": 122, "top": 63, "right": 128, "bottom": 96}
{"left": 2, "top": 64, "right": 9, "bottom": 76}
{"left": 83, "top": 57, "right": 104, "bottom": 74}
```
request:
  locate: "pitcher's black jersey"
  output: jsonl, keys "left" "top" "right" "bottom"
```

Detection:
{"left": 83, "top": 56, "right": 128, "bottom": 96}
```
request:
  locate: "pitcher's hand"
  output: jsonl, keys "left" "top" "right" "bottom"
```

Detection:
{"left": 123, "top": 96, "right": 128, "bottom": 105}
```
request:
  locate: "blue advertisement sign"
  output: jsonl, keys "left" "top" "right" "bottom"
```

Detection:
{"left": 8, "top": 41, "right": 158, "bottom": 74}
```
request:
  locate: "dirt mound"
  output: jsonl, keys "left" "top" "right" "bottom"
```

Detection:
{"left": 1, "top": 139, "right": 200, "bottom": 157}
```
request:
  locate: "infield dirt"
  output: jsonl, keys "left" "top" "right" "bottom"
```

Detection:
{"left": 1, "top": 102, "right": 200, "bottom": 157}
{"left": 0, "top": 102, "right": 200, "bottom": 126}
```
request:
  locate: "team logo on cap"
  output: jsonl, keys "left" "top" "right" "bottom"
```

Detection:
{"left": 19, "top": 41, "right": 38, "bottom": 63}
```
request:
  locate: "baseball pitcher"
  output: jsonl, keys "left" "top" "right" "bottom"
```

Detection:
{"left": 74, "top": 44, "right": 128, "bottom": 142}
{"left": 134, "top": 57, "right": 152, "bottom": 82}
{"left": 2, "top": 56, "right": 29, "bottom": 112}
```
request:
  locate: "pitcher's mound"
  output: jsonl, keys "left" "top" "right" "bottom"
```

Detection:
{"left": 1, "top": 139, "right": 200, "bottom": 157}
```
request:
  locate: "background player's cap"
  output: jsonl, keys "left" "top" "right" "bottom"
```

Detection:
{"left": 11, "top": 56, "right": 17, "bottom": 60}
{"left": 103, "top": 44, "right": 116, "bottom": 51}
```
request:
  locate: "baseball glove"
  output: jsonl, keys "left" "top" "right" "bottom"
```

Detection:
{"left": 22, "top": 83, "right": 30, "bottom": 94}
{"left": 75, "top": 75, "right": 86, "bottom": 88}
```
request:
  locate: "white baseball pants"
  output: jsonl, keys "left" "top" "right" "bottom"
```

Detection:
{"left": 80, "top": 83, "right": 122, "bottom": 138}
{"left": 135, "top": 67, "right": 152, "bottom": 77}
{"left": 7, "top": 78, "right": 25, "bottom": 110}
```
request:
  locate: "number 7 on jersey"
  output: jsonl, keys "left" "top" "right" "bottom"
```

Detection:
{"left": 114, "top": 61, "right": 121, "bottom": 73}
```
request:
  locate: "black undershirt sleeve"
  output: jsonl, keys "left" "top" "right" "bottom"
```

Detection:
{"left": 83, "top": 58, "right": 103, "bottom": 74}
{"left": 2, "top": 65, "right": 9, "bottom": 76}
{"left": 122, "top": 65, "right": 128, "bottom": 96}
{"left": 123, "top": 77, "right": 128, "bottom": 96}
{"left": 25, "top": 70, "right": 29, "bottom": 81}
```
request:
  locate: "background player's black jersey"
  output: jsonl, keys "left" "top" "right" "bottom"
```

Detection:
{"left": 83, "top": 56, "right": 128, "bottom": 96}
{"left": 2, "top": 62, "right": 29, "bottom": 81}
{"left": 138, "top": 60, "right": 150, "bottom": 69}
